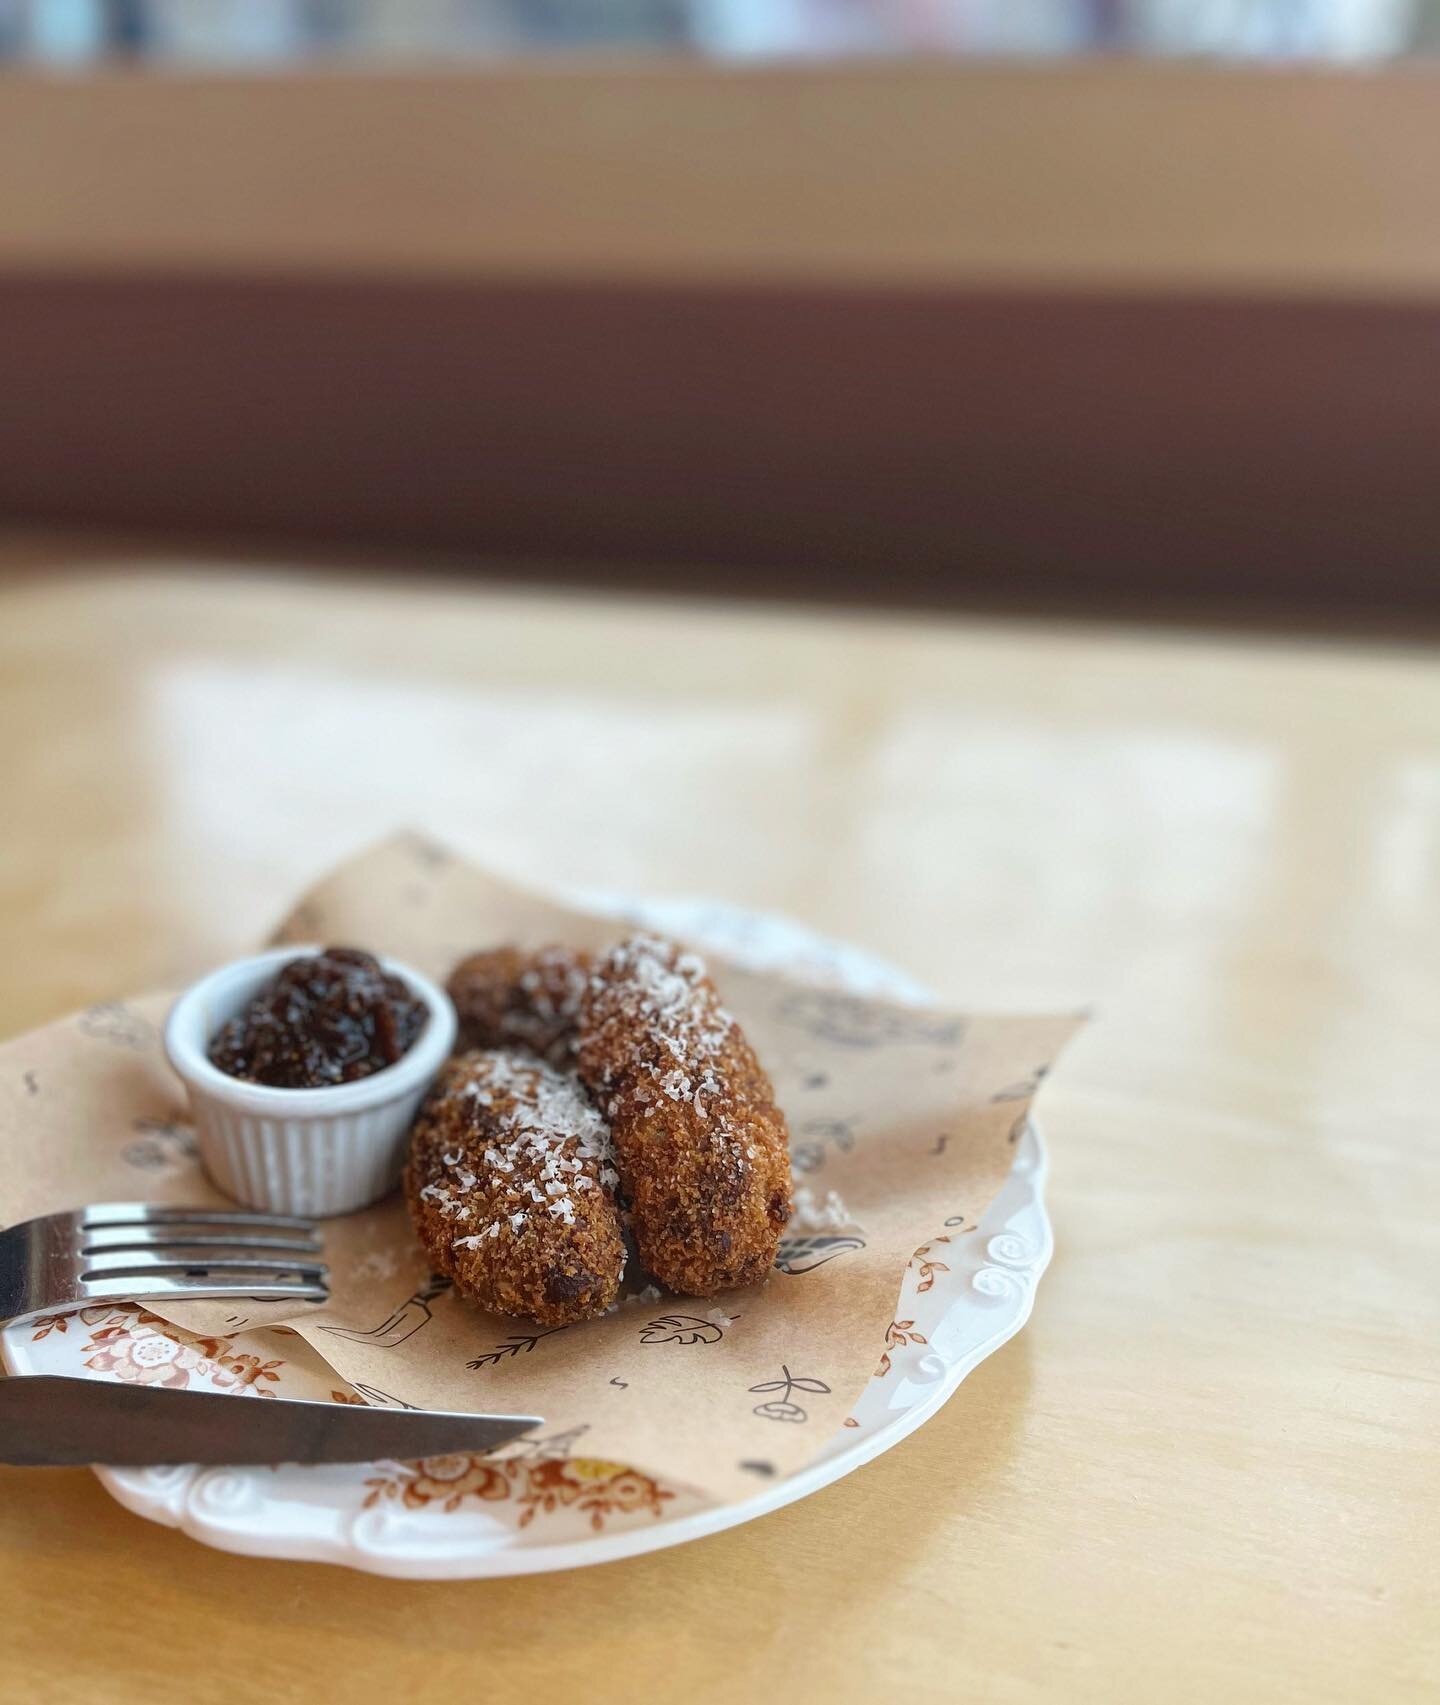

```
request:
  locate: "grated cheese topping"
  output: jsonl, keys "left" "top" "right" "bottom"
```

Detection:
{"left": 421, "top": 1051, "right": 619, "bottom": 1244}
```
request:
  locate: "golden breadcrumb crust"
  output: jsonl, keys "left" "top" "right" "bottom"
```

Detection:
{"left": 576, "top": 935, "right": 791, "bottom": 1295}
{"left": 405, "top": 1050, "right": 624, "bottom": 1326}
{"left": 446, "top": 945, "right": 592, "bottom": 1067}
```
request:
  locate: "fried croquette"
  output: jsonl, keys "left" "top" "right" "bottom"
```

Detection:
{"left": 576, "top": 934, "right": 791, "bottom": 1295}
{"left": 405, "top": 1050, "right": 624, "bottom": 1326}
{"left": 446, "top": 945, "right": 591, "bottom": 1066}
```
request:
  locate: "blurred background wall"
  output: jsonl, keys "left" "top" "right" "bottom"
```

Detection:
{"left": 4, "top": 1, "right": 1440, "bottom": 63}
{"left": 3, "top": 2, "right": 1440, "bottom": 617}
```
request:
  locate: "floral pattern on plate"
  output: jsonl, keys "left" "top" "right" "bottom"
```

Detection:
{"left": 31, "top": 1303, "right": 287, "bottom": 1394}
{"left": 364, "top": 1454, "right": 675, "bottom": 1531}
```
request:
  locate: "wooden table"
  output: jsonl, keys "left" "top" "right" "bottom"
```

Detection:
{"left": 1, "top": 552, "right": 1435, "bottom": 1704}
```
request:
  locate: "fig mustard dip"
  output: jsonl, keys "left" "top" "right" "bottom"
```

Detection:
{"left": 207, "top": 946, "right": 427, "bottom": 1089}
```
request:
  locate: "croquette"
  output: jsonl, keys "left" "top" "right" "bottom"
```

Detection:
{"left": 446, "top": 945, "right": 591, "bottom": 1066}
{"left": 405, "top": 1050, "right": 625, "bottom": 1326}
{"left": 576, "top": 934, "right": 792, "bottom": 1295}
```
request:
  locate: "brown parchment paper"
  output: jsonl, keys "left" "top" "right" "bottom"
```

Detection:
{"left": 0, "top": 833, "right": 1083, "bottom": 1502}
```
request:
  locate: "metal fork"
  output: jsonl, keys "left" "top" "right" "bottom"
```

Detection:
{"left": 0, "top": 1203, "right": 329, "bottom": 1327}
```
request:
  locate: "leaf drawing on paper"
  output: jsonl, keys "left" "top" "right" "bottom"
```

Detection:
{"left": 122, "top": 1116, "right": 198, "bottom": 1172}
{"left": 468, "top": 1324, "right": 568, "bottom": 1369}
{"left": 791, "top": 1116, "right": 857, "bottom": 1176}
{"left": 773, "top": 1233, "right": 866, "bottom": 1275}
{"left": 77, "top": 1002, "right": 155, "bottom": 1051}
{"left": 639, "top": 1314, "right": 729, "bottom": 1347}
{"left": 775, "top": 990, "right": 963, "bottom": 1050}
{"left": 749, "top": 1365, "right": 831, "bottom": 1423}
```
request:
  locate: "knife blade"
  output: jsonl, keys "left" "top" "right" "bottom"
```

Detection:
{"left": 0, "top": 1376, "right": 542, "bottom": 1466}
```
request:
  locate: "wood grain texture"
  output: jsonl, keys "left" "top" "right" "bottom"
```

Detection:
{"left": 0, "top": 549, "right": 1436, "bottom": 1704}
{"left": 4, "top": 63, "right": 1440, "bottom": 297}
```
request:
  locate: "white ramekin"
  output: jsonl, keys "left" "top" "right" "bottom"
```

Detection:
{"left": 164, "top": 945, "right": 457, "bottom": 1218}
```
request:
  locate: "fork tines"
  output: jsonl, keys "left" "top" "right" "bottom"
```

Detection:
{"left": 82, "top": 1204, "right": 320, "bottom": 1232}
{"left": 75, "top": 1203, "right": 329, "bottom": 1305}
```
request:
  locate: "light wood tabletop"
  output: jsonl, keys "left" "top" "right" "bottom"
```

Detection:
{"left": 0, "top": 550, "right": 1435, "bottom": 1704}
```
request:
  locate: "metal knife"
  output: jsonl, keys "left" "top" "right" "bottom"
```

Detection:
{"left": 0, "top": 1376, "right": 542, "bottom": 1466}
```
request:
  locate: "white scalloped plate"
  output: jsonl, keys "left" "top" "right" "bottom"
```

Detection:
{"left": 1, "top": 899, "right": 1054, "bottom": 1578}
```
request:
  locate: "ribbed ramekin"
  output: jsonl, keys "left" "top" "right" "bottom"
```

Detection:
{"left": 163, "top": 945, "right": 457, "bottom": 1217}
